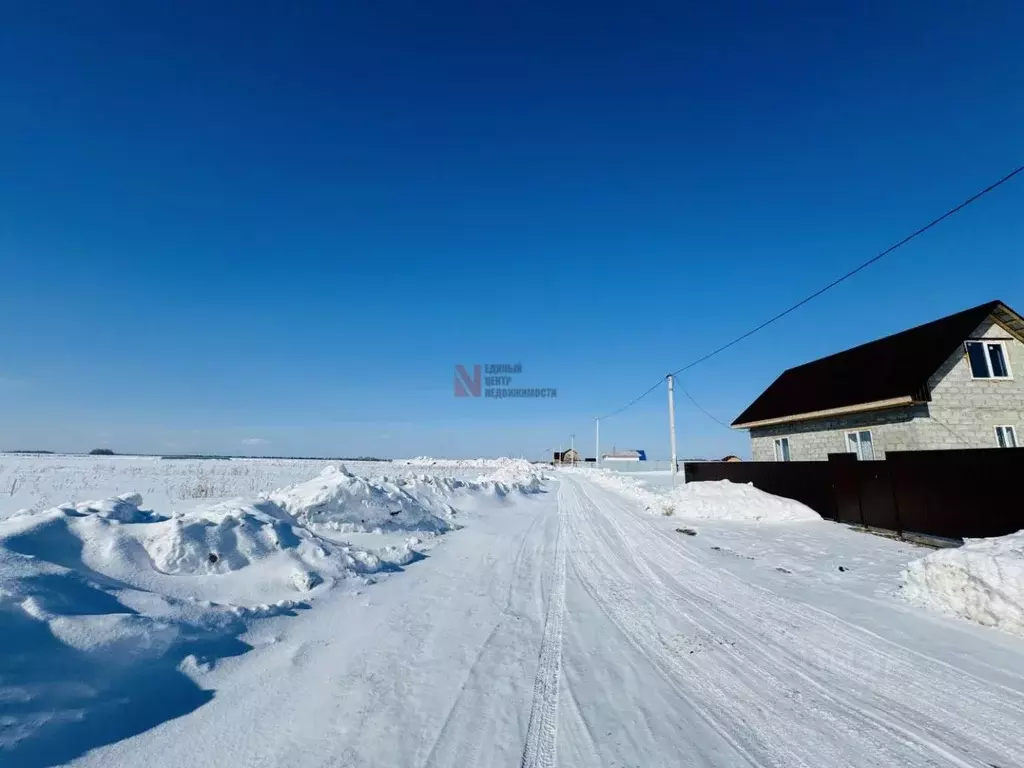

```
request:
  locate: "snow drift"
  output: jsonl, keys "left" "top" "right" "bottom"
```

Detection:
{"left": 0, "top": 460, "right": 549, "bottom": 759}
{"left": 270, "top": 465, "right": 457, "bottom": 534}
{"left": 583, "top": 470, "right": 820, "bottom": 523}
{"left": 269, "top": 462, "right": 546, "bottom": 534}
{"left": 901, "top": 530, "right": 1024, "bottom": 637}
{"left": 659, "top": 479, "right": 821, "bottom": 523}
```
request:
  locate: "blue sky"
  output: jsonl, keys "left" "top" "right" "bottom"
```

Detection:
{"left": 1, "top": 1, "right": 1022, "bottom": 459}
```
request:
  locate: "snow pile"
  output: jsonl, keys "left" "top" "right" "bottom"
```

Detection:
{"left": 0, "top": 460, "right": 548, "bottom": 757}
{"left": 269, "top": 465, "right": 457, "bottom": 533}
{"left": 402, "top": 456, "right": 536, "bottom": 471}
{"left": 901, "top": 531, "right": 1024, "bottom": 636}
{"left": 659, "top": 480, "right": 821, "bottom": 523}
{"left": 0, "top": 493, "right": 415, "bottom": 603}
{"left": 270, "top": 463, "right": 546, "bottom": 533}
{"left": 0, "top": 485, "right": 423, "bottom": 756}
{"left": 585, "top": 471, "right": 819, "bottom": 522}
{"left": 16, "top": 491, "right": 170, "bottom": 523}
{"left": 393, "top": 464, "right": 545, "bottom": 501}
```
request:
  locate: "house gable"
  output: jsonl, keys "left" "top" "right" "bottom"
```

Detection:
{"left": 748, "top": 313, "right": 1024, "bottom": 460}
{"left": 733, "top": 300, "right": 1024, "bottom": 429}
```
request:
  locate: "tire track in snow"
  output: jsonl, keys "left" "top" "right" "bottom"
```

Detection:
{"left": 421, "top": 508, "right": 552, "bottom": 768}
{"left": 520, "top": 485, "right": 568, "bottom": 768}
{"left": 570, "top": 475, "right": 1024, "bottom": 767}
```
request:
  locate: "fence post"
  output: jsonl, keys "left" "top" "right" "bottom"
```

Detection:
{"left": 887, "top": 454, "right": 902, "bottom": 535}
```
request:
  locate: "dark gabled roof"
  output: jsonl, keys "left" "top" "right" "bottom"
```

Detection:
{"left": 733, "top": 300, "right": 1024, "bottom": 428}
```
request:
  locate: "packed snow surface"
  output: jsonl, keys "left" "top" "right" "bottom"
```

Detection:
{"left": 583, "top": 468, "right": 821, "bottom": 522}
{"left": 902, "top": 529, "right": 1024, "bottom": 636}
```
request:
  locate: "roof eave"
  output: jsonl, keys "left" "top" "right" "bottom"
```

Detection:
{"left": 990, "top": 302, "right": 1024, "bottom": 343}
{"left": 732, "top": 394, "right": 921, "bottom": 430}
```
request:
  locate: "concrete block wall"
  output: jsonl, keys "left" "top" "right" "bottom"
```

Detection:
{"left": 749, "top": 316, "right": 1024, "bottom": 461}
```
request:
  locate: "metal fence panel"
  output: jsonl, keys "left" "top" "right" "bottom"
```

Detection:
{"left": 684, "top": 448, "right": 1024, "bottom": 540}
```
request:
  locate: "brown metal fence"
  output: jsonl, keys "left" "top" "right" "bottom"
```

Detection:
{"left": 684, "top": 448, "right": 1024, "bottom": 540}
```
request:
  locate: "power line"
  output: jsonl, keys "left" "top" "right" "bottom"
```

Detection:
{"left": 597, "top": 377, "right": 663, "bottom": 421}
{"left": 592, "top": 162, "right": 1023, "bottom": 423}
{"left": 678, "top": 383, "right": 732, "bottom": 429}
{"left": 670, "top": 164, "right": 1024, "bottom": 377}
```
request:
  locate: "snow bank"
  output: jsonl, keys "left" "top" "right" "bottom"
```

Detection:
{"left": 584, "top": 470, "right": 819, "bottom": 523}
{"left": 660, "top": 480, "right": 821, "bottom": 523}
{"left": 901, "top": 530, "right": 1024, "bottom": 637}
{"left": 402, "top": 456, "right": 539, "bottom": 472}
{"left": 0, "top": 488, "right": 428, "bottom": 755}
{"left": 0, "top": 460, "right": 549, "bottom": 757}
{"left": 270, "top": 462, "right": 546, "bottom": 534}
{"left": 269, "top": 465, "right": 457, "bottom": 533}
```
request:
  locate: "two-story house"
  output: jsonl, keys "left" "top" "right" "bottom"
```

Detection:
{"left": 732, "top": 300, "right": 1024, "bottom": 461}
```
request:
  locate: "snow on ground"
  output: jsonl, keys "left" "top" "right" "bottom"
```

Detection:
{"left": 0, "top": 454, "right": 546, "bottom": 522}
{"left": 580, "top": 467, "right": 820, "bottom": 522}
{"left": 0, "top": 455, "right": 368, "bottom": 520}
{"left": 902, "top": 529, "right": 1024, "bottom": 637}
{"left": 0, "top": 457, "right": 546, "bottom": 765}
{"left": 402, "top": 456, "right": 529, "bottom": 469}
{"left": 47, "top": 470, "right": 1024, "bottom": 768}
{"left": 4, "top": 457, "right": 1024, "bottom": 768}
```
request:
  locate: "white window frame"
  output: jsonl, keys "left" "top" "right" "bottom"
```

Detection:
{"left": 995, "top": 425, "right": 1018, "bottom": 448}
{"left": 965, "top": 340, "right": 1013, "bottom": 380}
{"left": 773, "top": 437, "right": 791, "bottom": 462}
{"left": 846, "top": 429, "right": 874, "bottom": 460}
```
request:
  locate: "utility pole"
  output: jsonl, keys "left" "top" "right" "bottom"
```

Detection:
{"left": 667, "top": 374, "right": 678, "bottom": 486}
{"left": 570, "top": 433, "right": 576, "bottom": 465}
{"left": 595, "top": 418, "right": 600, "bottom": 468}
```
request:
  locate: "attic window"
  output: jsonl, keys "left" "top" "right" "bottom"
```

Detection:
{"left": 966, "top": 341, "right": 1011, "bottom": 379}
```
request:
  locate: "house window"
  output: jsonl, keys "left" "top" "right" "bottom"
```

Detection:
{"left": 773, "top": 437, "right": 791, "bottom": 462}
{"left": 846, "top": 430, "right": 874, "bottom": 460}
{"left": 995, "top": 426, "right": 1018, "bottom": 448}
{"left": 966, "top": 341, "right": 1011, "bottom": 379}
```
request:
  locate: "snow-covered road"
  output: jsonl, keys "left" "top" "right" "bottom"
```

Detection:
{"left": 556, "top": 473, "right": 1024, "bottom": 767}
{"left": 69, "top": 472, "right": 1024, "bottom": 768}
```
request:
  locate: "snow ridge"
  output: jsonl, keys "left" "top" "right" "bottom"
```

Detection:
{"left": 578, "top": 469, "right": 820, "bottom": 522}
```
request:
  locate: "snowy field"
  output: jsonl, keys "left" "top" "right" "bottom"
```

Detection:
{"left": 0, "top": 454, "right": 523, "bottom": 520}
{"left": 2, "top": 456, "right": 1023, "bottom": 767}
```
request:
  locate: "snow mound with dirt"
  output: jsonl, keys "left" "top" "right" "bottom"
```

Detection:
{"left": 270, "top": 463, "right": 546, "bottom": 533}
{"left": 901, "top": 530, "right": 1024, "bottom": 637}
{"left": 269, "top": 465, "right": 457, "bottom": 533}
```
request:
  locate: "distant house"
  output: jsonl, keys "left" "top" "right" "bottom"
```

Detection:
{"left": 601, "top": 449, "right": 647, "bottom": 462}
{"left": 553, "top": 449, "right": 582, "bottom": 465}
{"left": 732, "top": 300, "right": 1024, "bottom": 461}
